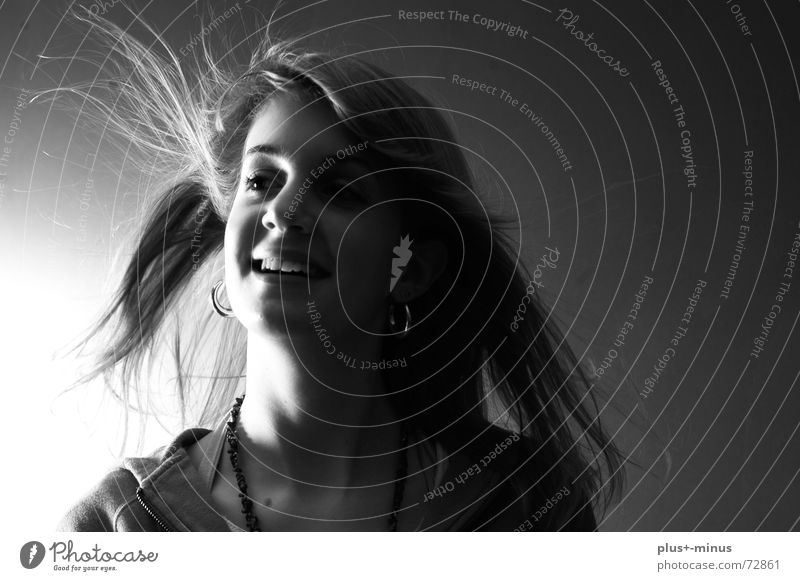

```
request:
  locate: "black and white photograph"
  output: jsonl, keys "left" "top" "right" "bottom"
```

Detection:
{"left": 2, "top": 0, "right": 799, "bottom": 577}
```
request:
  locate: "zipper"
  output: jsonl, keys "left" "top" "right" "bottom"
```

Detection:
{"left": 135, "top": 488, "right": 174, "bottom": 532}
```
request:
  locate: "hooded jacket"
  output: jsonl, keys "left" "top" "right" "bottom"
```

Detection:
{"left": 56, "top": 419, "right": 596, "bottom": 532}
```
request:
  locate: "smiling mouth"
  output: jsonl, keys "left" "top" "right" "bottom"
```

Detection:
{"left": 251, "top": 257, "right": 328, "bottom": 278}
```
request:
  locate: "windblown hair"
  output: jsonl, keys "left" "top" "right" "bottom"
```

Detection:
{"left": 54, "top": 8, "right": 624, "bottom": 530}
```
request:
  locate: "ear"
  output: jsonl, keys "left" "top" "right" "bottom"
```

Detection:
{"left": 389, "top": 239, "right": 448, "bottom": 302}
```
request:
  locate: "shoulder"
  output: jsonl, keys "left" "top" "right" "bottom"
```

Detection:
{"left": 56, "top": 427, "right": 212, "bottom": 532}
{"left": 56, "top": 467, "right": 140, "bottom": 532}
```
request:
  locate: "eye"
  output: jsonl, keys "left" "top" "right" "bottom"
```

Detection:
{"left": 243, "top": 169, "right": 285, "bottom": 195}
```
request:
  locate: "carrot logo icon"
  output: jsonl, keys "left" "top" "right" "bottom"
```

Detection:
{"left": 20, "top": 541, "right": 45, "bottom": 569}
{"left": 389, "top": 234, "right": 413, "bottom": 292}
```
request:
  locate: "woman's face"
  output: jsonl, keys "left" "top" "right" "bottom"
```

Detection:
{"left": 224, "top": 90, "right": 407, "bottom": 344}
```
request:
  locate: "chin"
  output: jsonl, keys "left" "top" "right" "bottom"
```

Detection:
{"left": 239, "top": 303, "right": 305, "bottom": 335}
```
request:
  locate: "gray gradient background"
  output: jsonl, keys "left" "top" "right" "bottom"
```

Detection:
{"left": 1, "top": 0, "right": 799, "bottom": 531}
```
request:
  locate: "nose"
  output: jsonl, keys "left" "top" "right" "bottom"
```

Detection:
{"left": 261, "top": 176, "right": 313, "bottom": 233}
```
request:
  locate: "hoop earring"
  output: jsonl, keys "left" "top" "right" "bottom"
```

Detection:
{"left": 211, "top": 280, "right": 234, "bottom": 318}
{"left": 388, "top": 302, "right": 412, "bottom": 338}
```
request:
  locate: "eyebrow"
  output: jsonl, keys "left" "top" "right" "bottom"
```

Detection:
{"left": 245, "top": 143, "right": 291, "bottom": 158}
{"left": 245, "top": 142, "right": 374, "bottom": 172}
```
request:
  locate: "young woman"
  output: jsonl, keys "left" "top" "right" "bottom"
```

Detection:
{"left": 55, "top": 10, "right": 623, "bottom": 532}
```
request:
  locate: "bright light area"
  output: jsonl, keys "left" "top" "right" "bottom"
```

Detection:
{"left": 1, "top": 251, "right": 171, "bottom": 533}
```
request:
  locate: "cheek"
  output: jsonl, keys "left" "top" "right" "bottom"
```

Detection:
{"left": 342, "top": 244, "right": 390, "bottom": 285}
{"left": 336, "top": 251, "right": 392, "bottom": 334}
{"left": 223, "top": 217, "right": 240, "bottom": 268}
{"left": 224, "top": 200, "right": 254, "bottom": 249}
{"left": 223, "top": 202, "right": 257, "bottom": 276}
{"left": 336, "top": 216, "right": 401, "bottom": 300}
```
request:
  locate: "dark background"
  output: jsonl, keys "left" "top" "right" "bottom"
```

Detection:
{"left": 1, "top": 0, "right": 798, "bottom": 531}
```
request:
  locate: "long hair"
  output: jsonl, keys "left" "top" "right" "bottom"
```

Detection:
{"left": 49, "top": 7, "right": 624, "bottom": 530}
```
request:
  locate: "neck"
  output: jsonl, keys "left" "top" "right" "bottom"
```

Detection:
{"left": 235, "top": 330, "right": 402, "bottom": 497}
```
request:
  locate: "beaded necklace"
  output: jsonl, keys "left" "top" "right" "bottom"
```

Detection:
{"left": 225, "top": 394, "right": 409, "bottom": 531}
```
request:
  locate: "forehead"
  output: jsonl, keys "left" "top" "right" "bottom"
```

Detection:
{"left": 244, "top": 91, "right": 356, "bottom": 163}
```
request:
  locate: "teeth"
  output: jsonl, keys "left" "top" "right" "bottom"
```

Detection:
{"left": 280, "top": 260, "right": 304, "bottom": 274}
{"left": 258, "top": 257, "right": 311, "bottom": 275}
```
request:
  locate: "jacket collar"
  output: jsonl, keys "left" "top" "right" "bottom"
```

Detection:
{"left": 123, "top": 424, "right": 233, "bottom": 531}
